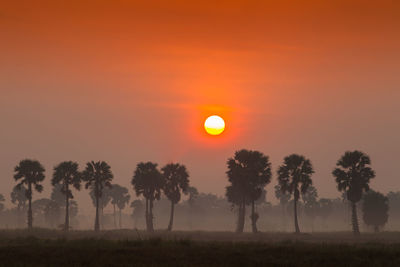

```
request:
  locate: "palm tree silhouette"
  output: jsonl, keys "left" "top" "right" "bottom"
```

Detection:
{"left": 13, "top": 159, "right": 45, "bottom": 229}
{"left": 226, "top": 149, "right": 272, "bottom": 233}
{"left": 110, "top": 184, "right": 130, "bottom": 229}
{"left": 131, "top": 162, "right": 163, "bottom": 232}
{"left": 161, "top": 163, "right": 189, "bottom": 231}
{"left": 332, "top": 150, "right": 375, "bottom": 235}
{"left": 277, "top": 154, "right": 314, "bottom": 234}
{"left": 130, "top": 199, "right": 144, "bottom": 229}
{"left": 82, "top": 161, "right": 114, "bottom": 232}
{"left": 51, "top": 161, "right": 81, "bottom": 232}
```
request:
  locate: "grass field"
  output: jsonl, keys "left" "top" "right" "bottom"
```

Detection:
{"left": 0, "top": 229, "right": 400, "bottom": 266}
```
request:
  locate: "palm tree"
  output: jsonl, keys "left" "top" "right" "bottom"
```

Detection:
{"left": 277, "top": 154, "right": 314, "bottom": 234}
{"left": 82, "top": 161, "right": 114, "bottom": 232}
{"left": 51, "top": 161, "right": 81, "bottom": 232}
{"left": 131, "top": 162, "right": 163, "bottom": 232}
{"left": 226, "top": 149, "right": 272, "bottom": 233}
{"left": 332, "top": 150, "right": 375, "bottom": 235}
{"left": 110, "top": 184, "right": 130, "bottom": 229}
{"left": 162, "top": 163, "right": 189, "bottom": 231}
{"left": 362, "top": 190, "right": 389, "bottom": 232}
{"left": 13, "top": 159, "right": 45, "bottom": 229}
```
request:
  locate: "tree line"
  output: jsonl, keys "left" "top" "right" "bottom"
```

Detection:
{"left": 3, "top": 149, "right": 391, "bottom": 235}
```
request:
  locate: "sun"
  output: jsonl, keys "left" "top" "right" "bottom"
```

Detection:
{"left": 204, "top": 115, "right": 225, "bottom": 136}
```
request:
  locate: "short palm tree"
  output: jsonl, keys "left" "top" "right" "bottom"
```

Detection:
{"left": 51, "top": 161, "right": 81, "bottom": 232}
{"left": 110, "top": 184, "right": 130, "bottom": 229}
{"left": 332, "top": 150, "right": 375, "bottom": 235}
{"left": 162, "top": 163, "right": 189, "bottom": 231}
{"left": 13, "top": 159, "right": 45, "bottom": 229}
{"left": 277, "top": 154, "right": 314, "bottom": 234}
{"left": 82, "top": 161, "right": 114, "bottom": 232}
{"left": 131, "top": 162, "right": 164, "bottom": 232}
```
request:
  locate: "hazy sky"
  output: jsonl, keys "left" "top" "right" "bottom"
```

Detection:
{"left": 1, "top": 0, "right": 399, "bottom": 212}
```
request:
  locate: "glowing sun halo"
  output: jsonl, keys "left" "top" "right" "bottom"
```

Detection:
{"left": 204, "top": 115, "right": 225, "bottom": 136}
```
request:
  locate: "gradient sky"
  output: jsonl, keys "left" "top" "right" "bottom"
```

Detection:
{"left": 1, "top": 0, "right": 399, "bottom": 212}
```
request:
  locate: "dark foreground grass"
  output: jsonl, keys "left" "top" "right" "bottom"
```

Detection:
{"left": 0, "top": 230, "right": 400, "bottom": 266}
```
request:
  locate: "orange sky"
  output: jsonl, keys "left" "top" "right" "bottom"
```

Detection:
{"left": 1, "top": 0, "right": 400, "bottom": 211}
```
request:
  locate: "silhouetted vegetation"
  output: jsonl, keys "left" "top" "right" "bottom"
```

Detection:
{"left": 161, "top": 163, "right": 189, "bottom": 231}
{"left": 51, "top": 161, "right": 81, "bottom": 232}
{"left": 362, "top": 190, "right": 389, "bottom": 232}
{"left": 13, "top": 159, "right": 45, "bottom": 229}
{"left": 226, "top": 149, "right": 272, "bottom": 233}
{"left": 333, "top": 151, "right": 375, "bottom": 235}
{"left": 277, "top": 154, "right": 314, "bottom": 233}
{"left": 132, "top": 162, "right": 164, "bottom": 232}
{"left": 82, "top": 161, "right": 114, "bottom": 232}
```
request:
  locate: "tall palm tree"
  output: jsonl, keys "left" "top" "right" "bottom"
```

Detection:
{"left": 131, "top": 162, "right": 164, "bottom": 232}
{"left": 161, "top": 163, "right": 189, "bottom": 231}
{"left": 277, "top": 154, "right": 314, "bottom": 234}
{"left": 110, "top": 184, "right": 130, "bottom": 229}
{"left": 226, "top": 149, "right": 272, "bottom": 233}
{"left": 332, "top": 150, "right": 375, "bottom": 235}
{"left": 82, "top": 161, "right": 113, "bottom": 232}
{"left": 13, "top": 159, "right": 45, "bottom": 229}
{"left": 51, "top": 161, "right": 81, "bottom": 232}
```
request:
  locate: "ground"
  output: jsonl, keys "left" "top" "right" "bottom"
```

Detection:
{"left": 0, "top": 229, "right": 399, "bottom": 266}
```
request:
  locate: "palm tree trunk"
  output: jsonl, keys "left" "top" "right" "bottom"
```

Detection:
{"left": 351, "top": 201, "right": 360, "bottom": 235}
{"left": 148, "top": 199, "right": 154, "bottom": 232}
{"left": 294, "top": 198, "right": 300, "bottom": 234}
{"left": 236, "top": 199, "right": 245, "bottom": 233}
{"left": 251, "top": 201, "right": 258, "bottom": 233}
{"left": 94, "top": 190, "right": 100, "bottom": 232}
{"left": 113, "top": 204, "right": 117, "bottom": 229}
{"left": 167, "top": 201, "right": 174, "bottom": 231}
{"left": 27, "top": 183, "right": 32, "bottom": 229}
{"left": 65, "top": 193, "right": 69, "bottom": 232}
{"left": 145, "top": 198, "right": 149, "bottom": 231}
{"left": 119, "top": 208, "right": 122, "bottom": 229}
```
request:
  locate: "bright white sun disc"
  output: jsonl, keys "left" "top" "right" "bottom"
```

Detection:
{"left": 204, "top": 115, "right": 225, "bottom": 135}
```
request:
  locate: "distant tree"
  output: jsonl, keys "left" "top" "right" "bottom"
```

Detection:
{"left": 275, "top": 184, "right": 291, "bottom": 231}
{"left": 11, "top": 186, "right": 28, "bottom": 227}
{"left": 82, "top": 161, "right": 114, "bottom": 232}
{"left": 44, "top": 200, "right": 62, "bottom": 228}
{"left": 11, "top": 186, "right": 27, "bottom": 210}
{"left": 13, "top": 159, "right": 45, "bottom": 229}
{"left": 109, "top": 184, "right": 130, "bottom": 228}
{"left": 131, "top": 162, "right": 164, "bottom": 232}
{"left": 162, "top": 163, "right": 189, "bottom": 231}
{"left": 0, "top": 194, "right": 5, "bottom": 212}
{"left": 332, "top": 151, "right": 375, "bottom": 235}
{"left": 362, "top": 190, "right": 389, "bottom": 232}
{"left": 89, "top": 184, "right": 112, "bottom": 229}
{"left": 277, "top": 154, "right": 314, "bottom": 234}
{"left": 186, "top": 186, "right": 198, "bottom": 229}
{"left": 226, "top": 149, "right": 272, "bottom": 233}
{"left": 318, "top": 198, "right": 333, "bottom": 225}
{"left": 131, "top": 199, "right": 144, "bottom": 229}
{"left": 302, "top": 185, "right": 319, "bottom": 231}
{"left": 255, "top": 189, "right": 267, "bottom": 205}
{"left": 387, "top": 191, "right": 400, "bottom": 224}
{"left": 51, "top": 161, "right": 81, "bottom": 232}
